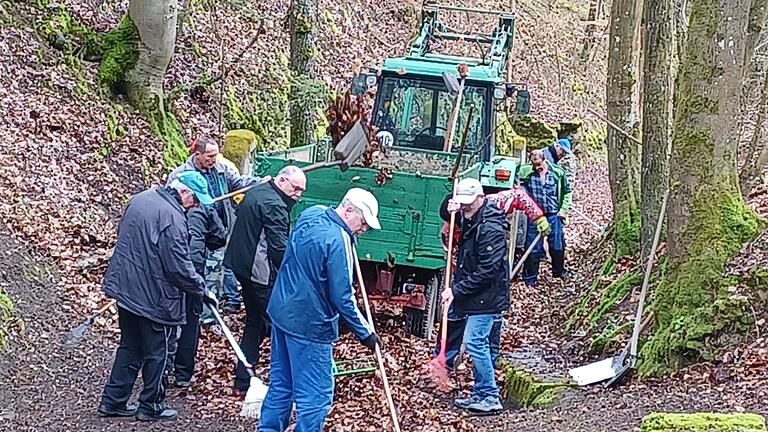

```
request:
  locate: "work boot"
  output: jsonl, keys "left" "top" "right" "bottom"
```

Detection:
{"left": 173, "top": 379, "right": 192, "bottom": 389}
{"left": 135, "top": 408, "right": 178, "bottom": 422}
{"left": 454, "top": 395, "right": 482, "bottom": 410}
{"left": 466, "top": 396, "right": 503, "bottom": 414}
{"left": 97, "top": 403, "right": 137, "bottom": 418}
{"left": 221, "top": 302, "right": 241, "bottom": 314}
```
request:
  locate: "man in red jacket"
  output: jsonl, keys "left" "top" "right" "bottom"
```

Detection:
{"left": 435, "top": 185, "right": 550, "bottom": 370}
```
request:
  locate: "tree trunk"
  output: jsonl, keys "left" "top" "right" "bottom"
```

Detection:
{"left": 745, "top": 0, "right": 767, "bottom": 71}
{"left": 125, "top": 0, "right": 178, "bottom": 110}
{"left": 639, "top": 0, "right": 762, "bottom": 377}
{"left": 289, "top": 0, "right": 318, "bottom": 148}
{"left": 640, "top": 0, "right": 675, "bottom": 260}
{"left": 606, "top": 0, "right": 643, "bottom": 256}
{"left": 580, "top": 0, "right": 599, "bottom": 62}
{"left": 740, "top": 70, "right": 768, "bottom": 195}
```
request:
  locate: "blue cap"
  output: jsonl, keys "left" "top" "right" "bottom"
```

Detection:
{"left": 177, "top": 171, "right": 214, "bottom": 205}
{"left": 557, "top": 138, "right": 573, "bottom": 154}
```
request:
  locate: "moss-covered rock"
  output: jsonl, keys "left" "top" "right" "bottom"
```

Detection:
{"left": 502, "top": 363, "right": 573, "bottom": 408}
{"left": 640, "top": 412, "right": 767, "bottom": 432}
{"left": 223, "top": 129, "right": 257, "bottom": 173}
{"left": 509, "top": 115, "right": 558, "bottom": 151}
{"left": 97, "top": 14, "right": 139, "bottom": 94}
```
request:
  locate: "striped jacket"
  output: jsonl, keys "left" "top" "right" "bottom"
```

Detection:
{"left": 266, "top": 205, "right": 373, "bottom": 343}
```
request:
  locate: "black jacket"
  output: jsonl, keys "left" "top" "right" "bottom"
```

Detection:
{"left": 188, "top": 205, "right": 227, "bottom": 276}
{"left": 224, "top": 180, "right": 296, "bottom": 288}
{"left": 450, "top": 201, "right": 510, "bottom": 316}
{"left": 103, "top": 188, "right": 205, "bottom": 326}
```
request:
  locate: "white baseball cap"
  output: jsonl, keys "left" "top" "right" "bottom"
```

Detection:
{"left": 342, "top": 188, "right": 381, "bottom": 230}
{"left": 454, "top": 178, "right": 484, "bottom": 204}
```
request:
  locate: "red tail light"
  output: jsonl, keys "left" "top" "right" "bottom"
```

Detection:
{"left": 495, "top": 169, "right": 511, "bottom": 181}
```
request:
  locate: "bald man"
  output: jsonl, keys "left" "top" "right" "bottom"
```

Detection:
{"left": 223, "top": 165, "right": 307, "bottom": 392}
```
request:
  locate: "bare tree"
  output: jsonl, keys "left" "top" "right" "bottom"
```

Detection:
{"left": 289, "top": 0, "right": 319, "bottom": 148}
{"left": 606, "top": 0, "right": 643, "bottom": 256}
{"left": 640, "top": 0, "right": 675, "bottom": 259}
{"left": 639, "top": 0, "right": 762, "bottom": 377}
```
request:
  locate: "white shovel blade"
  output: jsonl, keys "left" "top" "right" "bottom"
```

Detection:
{"left": 568, "top": 356, "right": 622, "bottom": 386}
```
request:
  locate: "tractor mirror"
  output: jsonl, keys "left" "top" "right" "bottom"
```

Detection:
{"left": 516, "top": 89, "right": 531, "bottom": 115}
{"left": 351, "top": 69, "right": 378, "bottom": 95}
{"left": 442, "top": 71, "right": 461, "bottom": 96}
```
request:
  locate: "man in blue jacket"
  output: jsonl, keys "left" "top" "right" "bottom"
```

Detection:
{"left": 97, "top": 171, "right": 216, "bottom": 422}
{"left": 259, "top": 188, "right": 384, "bottom": 432}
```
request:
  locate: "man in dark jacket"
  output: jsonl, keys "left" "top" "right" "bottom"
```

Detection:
{"left": 171, "top": 205, "right": 227, "bottom": 387}
{"left": 223, "top": 165, "right": 306, "bottom": 392}
{"left": 259, "top": 188, "right": 384, "bottom": 432}
{"left": 97, "top": 171, "right": 215, "bottom": 422}
{"left": 441, "top": 178, "right": 509, "bottom": 414}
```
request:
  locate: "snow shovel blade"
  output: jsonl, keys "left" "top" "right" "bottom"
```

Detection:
{"left": 568, "top": 349, "right": 628, "bottom": 386}
{"left": 333, "top": 121, "right": 369, "bottom": 171}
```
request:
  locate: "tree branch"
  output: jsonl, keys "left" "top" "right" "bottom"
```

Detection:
{"left": 586, "top": 107, "right": 643, "bottom": 145}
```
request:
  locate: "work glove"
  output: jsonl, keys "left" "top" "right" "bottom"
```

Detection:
{"left": 202, "top": 289, "right": 218, "bottom": 308}
{"left": 534, "top": 216, "right": 552, "bottom": 235}
{"left": 557, "top": 211, "right": 569, "bottom": 226}
{"left": 361, "top": 332, "right": 385, "bottom": 353}
{"left": 446, "top": 198, "right": 460, "bottom": 213}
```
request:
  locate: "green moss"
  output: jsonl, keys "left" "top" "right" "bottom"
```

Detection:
{"left": 587, "top": 270, "right": 641, "bottom": 328}
{"left": 97, "top": 14, "right": 139, "bottom": 93}
{"left": 613, "top": 207, "right": 641, "bottom": 257}
{"left": 639, "top": 187, "right": 764, "bottom": 377}
{"left": 0, "top": 290, "right": 12, "bottom": 349}
{"left": 39, "top": 6, "right": 102, "bottom": 59}
{"left": 502, "top": 364, "right": 573, "bottom": 407}
{"left": 148, "top": 109, "right": 188, "bottom": 170}
{"left": 509, "top": 115, "right": 558, "bottom": 150}
{"left": 529, "top": 387, "right": 568, "bottom": 408}
{"left": 223, "top": 129, "right": 256, "bottom": 171}
{"left": 564, "top": 256, "right": 615, "bottom": 333}
{"left": 587, "top": 320, "right": 633, "bottom": 354}
{"left": 640, "top": 412, "right": 767, "bottom": 432}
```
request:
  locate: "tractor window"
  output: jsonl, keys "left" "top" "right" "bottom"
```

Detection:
{"left": 372, "top": 77, "right": 488, "bottom": 152}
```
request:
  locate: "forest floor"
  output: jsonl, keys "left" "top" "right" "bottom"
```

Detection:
{"left": 1, "top": 0, "right": 767, "bottom": 431}
{"left": 1, "top": 160, "right": 766, "bottom": 432}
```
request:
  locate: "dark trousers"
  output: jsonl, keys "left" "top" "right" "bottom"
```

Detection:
{"left": 522, "top": 215, "right": 566, "bottom": 285}
{"left": 234, "top": 275, "right": 272, "bottom": 390}
{"left": 173, "top": 295, "right": 202, "bottom": 382}
{"left": 100, "top": 307, "right": 175, "bottom": 415}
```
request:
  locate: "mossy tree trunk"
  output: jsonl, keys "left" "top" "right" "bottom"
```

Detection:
{"left": 289, "top": 0, "right": 318, "bottom": 148}
{"left": 640, "top": 0, "right": 675, "bottom": 260}
{"left": 125, "top": 0, "right": 178, "bottom": 111}
{"left": 606, "top": 0, "right": 642, "bottom": 256}
{"left": 639, "top": 0, "right": 763, "bottom": 377}
{"left": 740, "top": 71, "right": 768, "bottom": 196}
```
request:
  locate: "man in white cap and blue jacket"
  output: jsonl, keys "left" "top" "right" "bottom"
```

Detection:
{"left": 259, "top": 187, "right": 385, "bottom": 432}
{"left": 97, "top": 171, "right": 217, "bottom": 422}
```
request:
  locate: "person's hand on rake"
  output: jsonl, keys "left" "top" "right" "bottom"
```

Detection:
{"left": 534, "top": 216, "right": 552, "bottom": 236}
{"left": 360, "top": 332, "right": 385, "bottom": 353}
{"left": 446, "top": 198, "right": 460, "bottom": 213}
{"left": 441, "top": 286, "right": 454, "bottom": 307}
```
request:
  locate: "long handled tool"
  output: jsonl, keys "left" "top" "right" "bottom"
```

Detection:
{"left": 568, "top": 190, "right": 669, "bottom": 387}
{"left": 351, "top": 245, "right": 401, "bottom": 432}
{"left": 213, "top": 121, "right": 370, "bottom": 203}
{"left": 510, "top": 233, "right": 542, "bottom": 280}
{"left": 206, "top": 298, "right": 269, "bottom": 418}
{"left": 63, "top": 299, "right": 117, "bottom": 348}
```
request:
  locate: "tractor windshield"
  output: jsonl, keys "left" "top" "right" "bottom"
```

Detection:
{"left": 372, "top": 76, "right": 488, "bottom": 152}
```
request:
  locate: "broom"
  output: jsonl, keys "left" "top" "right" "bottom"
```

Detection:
{"left": 205, "top": 295, "right": 268, "bottom": 418}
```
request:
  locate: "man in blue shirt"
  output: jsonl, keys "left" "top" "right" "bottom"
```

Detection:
{"left": 259, "top": 188, "right": 384, "bottom": 432}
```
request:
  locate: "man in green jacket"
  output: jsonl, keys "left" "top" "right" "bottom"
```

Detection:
{"left": 518, "top": 150, "right": 573, "bottom": 286}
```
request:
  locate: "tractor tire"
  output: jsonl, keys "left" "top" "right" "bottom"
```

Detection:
{"left": 404, "top": 272, "right": 441, "bottom": 340}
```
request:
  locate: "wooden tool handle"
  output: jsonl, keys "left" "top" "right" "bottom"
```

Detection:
{"left": 95, "top": 299, "right": 117, "bottom": 316}
{"left": 510, "top": 233, "right": 542, "bottom": 280}
{"left": 352, "top": 246, "right": 401, "bottom": 432}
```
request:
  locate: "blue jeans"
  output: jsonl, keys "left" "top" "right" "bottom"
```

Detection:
{"left": 463, "top": 314, "right": 501, "bottom": 400}
{"left": 259, "top": 326, "right": 333, "bottom": 432}
{"left": 221, "top": 267, "right": 240, "bottom": 306}
{"left": 433, "top": 305, "right": 502, "bottom": 368}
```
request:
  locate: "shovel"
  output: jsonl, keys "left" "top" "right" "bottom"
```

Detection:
{"left": 62, "top": 299, "right": 117, "bottom": 349}
{"left": 568, "top": 190, "right": 668, "bottom": 387}
{"left": 213, "top": 121, "right": 370, "bottom": 203}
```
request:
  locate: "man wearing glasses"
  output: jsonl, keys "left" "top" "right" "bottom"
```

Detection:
{"left": 223, "top": 165, "right": 307, "bottom": 394}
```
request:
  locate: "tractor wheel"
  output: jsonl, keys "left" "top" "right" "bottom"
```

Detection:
{"left": 404, "top": 272, "right": 441, "bottom": 340}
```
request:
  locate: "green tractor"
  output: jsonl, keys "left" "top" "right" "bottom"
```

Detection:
{"left": 252, "top": 2, "right": 531, "bottom": 340}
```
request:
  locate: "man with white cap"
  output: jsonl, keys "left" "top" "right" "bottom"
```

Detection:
{"left": 441, "top": 178, "right": 509, "bottom": 414}
{"left": 259, "top": 187, "right": 384, "bottom": 431}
